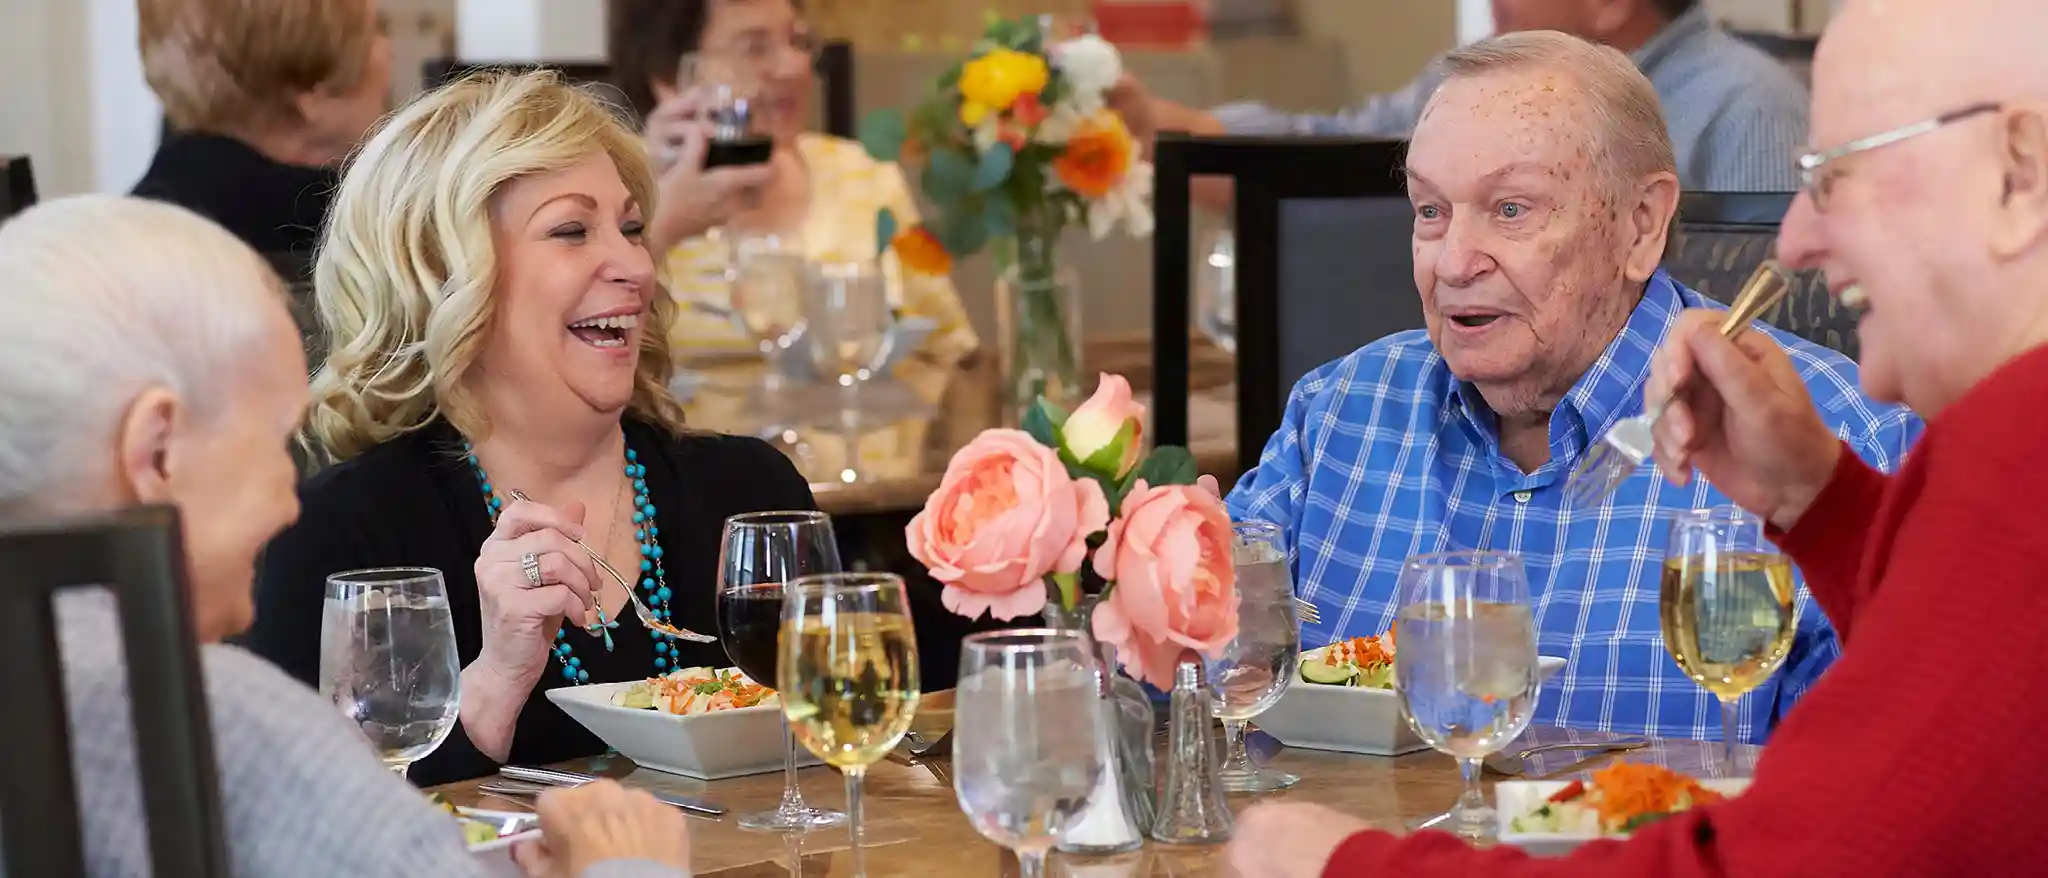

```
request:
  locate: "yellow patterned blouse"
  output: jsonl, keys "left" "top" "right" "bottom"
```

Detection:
{"left": 663, "top": 133, "right": 979, "bottom": 363}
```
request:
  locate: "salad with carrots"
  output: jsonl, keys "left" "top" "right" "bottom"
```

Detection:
{"left": 1299, "top": 630, "right": 1397, "bottom": 689}
{"left": 1509, "top": 762, "right": 1727, "bottom": 835}
{"left": 610, "top": 666, "right": 777, "bottom": 715}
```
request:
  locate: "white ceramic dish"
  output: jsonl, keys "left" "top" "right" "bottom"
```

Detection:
{"left": 462, "top": 808, "right": 539, "bottom": 878}
{"left": 1254, "top": 653, "right": 1567, "bottom": 757}
{"left": 546, "top": 681, "right": 820, "bottom": 780}
{"left": 1495, "top": 777, "right": 1750, "bottom": 856}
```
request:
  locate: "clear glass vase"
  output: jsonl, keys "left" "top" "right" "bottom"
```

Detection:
{"left": 1040, "top": 591, "right": 1153, "bottom": 854}
{"left": 993, "top": 219, "right": 1083, "bottom": 417}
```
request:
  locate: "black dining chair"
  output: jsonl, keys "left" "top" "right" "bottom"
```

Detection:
{"left": 0, "top": 505, "right": 227, "bottom": 878}
{"left": 1151, "top": 134, "right": 1416, "bottom": 473}
{"left": 422, "top": 40, "right": 857, "bottom": 138}
{"left": 1663, "top": 191, "right": 1858, "bottom": 358}
{"left": 1, "top": 155, "right": 39, "bottom": 222}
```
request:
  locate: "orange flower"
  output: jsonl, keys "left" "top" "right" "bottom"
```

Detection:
{"left": 1008, "top": 92, "right": 1049, "bottom": 128}
{"left": 892, "top": 225, "right": 953, "bottom": 276}
{"left": 1054, "top": 114, "right": 1135, "bottom": 199}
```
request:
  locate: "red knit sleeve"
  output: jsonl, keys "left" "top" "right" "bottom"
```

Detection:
{"left": 1765, "top": 442, "right": 1891, "bottom": 643}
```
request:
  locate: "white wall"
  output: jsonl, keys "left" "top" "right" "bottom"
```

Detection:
{"left": 0, "top": 0, "right": 158, "bottom": 196}
{"left": 455, "top": 0, "right": 605, "bottom": 61}
{"left": 1456, "top": 0, "right": 1493, "bottom": 44}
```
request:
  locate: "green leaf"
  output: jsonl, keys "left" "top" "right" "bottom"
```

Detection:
{"left": 1064, "top": 460, "right": 1123, "bottom": 513}
{"left": 874, "top": 208, "right": 899, "bottom": 259}
{"left": 858, "top": 109, "right": 907, "bottom": 162}
{"left": 1049, "top": 572, "right": 1080, "bottom": 612}
{"left": 1022, "top": 402, "right": 1060, "bottom": 448}
{"left": 1131, "top": 446, "right": 1198, "bottom": 488}
{"left": 983, "top": 195, "right": 1017, "bottom": 238}
{"left": 972, "top": 142, "right": 1014, "bottom": 192}
{"left": 930, "top": 206, "right": 990, "bottom": 257}
{"left": 923, "top": 148, "right": 977, "bottom": 204}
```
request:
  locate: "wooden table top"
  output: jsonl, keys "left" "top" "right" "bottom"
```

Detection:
{"left": 434, "top": 728, "right": 1758, "bottom": 877}
{"left": 677, "top": 336, "right": 1241, "bottom": 517}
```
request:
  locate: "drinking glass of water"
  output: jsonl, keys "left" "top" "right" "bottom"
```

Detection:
{"left": 319, "top": 567, "right": 462, "bottom": 776}
{"left": 954, "top": 629, "right": 1107, "bottom": 878}
{"left": 1394, "top": 551, "right": 1538, "bottom": 841}
{"left": 1205, "top": 521, "right": 1300, "bottom": 792}
{"left": 1660, "top": 506, "right": 1797, "bottom": 772}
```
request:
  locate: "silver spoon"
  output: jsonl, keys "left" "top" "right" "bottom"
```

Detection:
{"left": 508, "top": 490, "right": 717, "bottom": 644}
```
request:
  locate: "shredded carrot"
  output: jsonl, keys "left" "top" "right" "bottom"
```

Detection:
{"left": 1586, "top": 762, "right": 1724, "bottom": 830}
{"left": 1326, "top": 633, "right": 1397, "bottom": 669}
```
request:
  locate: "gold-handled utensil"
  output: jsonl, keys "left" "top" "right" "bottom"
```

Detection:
{"left": 507, "top": 490, "right": 718, "bottom": 644}
{"left": 1563, "top": 262, "right": 1795, "bottom": 508}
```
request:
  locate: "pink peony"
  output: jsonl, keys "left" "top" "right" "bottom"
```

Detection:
{"left": 1090, "top": 479, "right": 1240, "bottom": 688}
{"left": 906, "top": 429, "right": 1111, "bottom": 620}
{"left": 1062, "top": 373, "right": 1146, "bottom": 478}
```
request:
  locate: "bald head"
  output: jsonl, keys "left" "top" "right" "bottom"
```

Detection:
{"left": 1776, "top": 0, "right": 2048, "bottom": 415}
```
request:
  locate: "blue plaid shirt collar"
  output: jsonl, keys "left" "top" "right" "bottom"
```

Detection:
{"left": 1440, "top": 270, "right": 1685, "bottom": 482}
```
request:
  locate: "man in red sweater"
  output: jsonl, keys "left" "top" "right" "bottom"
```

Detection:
{"left": 1225, "top": 0, "right": 2048, "bottom": 874}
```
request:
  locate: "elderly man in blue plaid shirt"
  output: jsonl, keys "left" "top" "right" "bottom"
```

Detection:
{"left": 1226, "top": 32, "right": 1921, "bottom": 745}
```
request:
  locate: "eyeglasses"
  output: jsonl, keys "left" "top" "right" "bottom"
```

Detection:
{"left": 704, "top": 27, "right": 821, "bottom": 74}
{"left": 1797, "top": 102, "right": 2003, "bottom": 212}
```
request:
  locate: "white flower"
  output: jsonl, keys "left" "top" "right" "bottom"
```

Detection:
{"left": 1052, "top": 35, "right": 1122, "bottom": 115}
{"left": 1089, "top": 158, "right": 1154, "bottom": 240}
{"left": 972, "top": 116, "right": 1002, "bottom": 152}
{"left": 1033, "top": 101, "right": 1088, "bottom": 146}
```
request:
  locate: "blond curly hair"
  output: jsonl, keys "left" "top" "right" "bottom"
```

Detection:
{"left": 306, "top": 70, "right": 688, "bottom": 461}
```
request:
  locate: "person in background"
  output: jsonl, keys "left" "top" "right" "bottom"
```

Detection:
{"left": 1224, "top": 31, "right": 1918, "bottom": 745}
{"left": 609, "top": 0, "right": 979, "bottom": 362}
{"left": 1227, "top": 0, "right": 2048, "bottom": 873}
{"left": 0, "top": 195, "right": 691, "bottom": 878}
{"left": 1112, "top": 0, "right": 1806, "bottom": 197}
{"left": 243, "top": 70, "right": 818, "bottom": 787}
{"left": 131, "top": 0, "right": 391, "bottom": 261}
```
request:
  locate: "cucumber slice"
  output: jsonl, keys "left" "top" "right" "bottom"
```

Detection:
{"left": 1300, "top": 659, "right": 1356, "bottom": 686}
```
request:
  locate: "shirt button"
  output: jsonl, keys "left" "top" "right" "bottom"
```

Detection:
{"left": 1513, "top": 491, "right": 1532, "bottom": 504}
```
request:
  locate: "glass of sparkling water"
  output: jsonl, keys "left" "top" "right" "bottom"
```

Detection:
{"left": 953, "top": 629, "right": 1107, "bottom": 878}
{"left": 1205, "top": 520, "right": 1301, "bottom": 792}
{"left": 1394, "top": 551, "right": 1539, "bottom": 841}
{"left": 319, "top": 567, "right": 462, "bottom": 776}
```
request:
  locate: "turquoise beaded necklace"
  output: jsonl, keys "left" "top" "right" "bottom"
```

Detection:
{"left": 464, "top": 438, "right": 680, "bottom": 684}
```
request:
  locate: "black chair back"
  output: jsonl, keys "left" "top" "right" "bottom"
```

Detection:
{"left": 422, "top": 40, "right": 857, "bottom": 138}
{"left": 0, "top": 506, "right": 226, "bottom": 878}
{"left": 1664, "top": 191, "right": 1858, "bottom": 358}
{"left": 1152, "top": 135, "right": 1415, "bottom": 472}
{"left": 1, "top": 156, "right": 38, "bottom": 222}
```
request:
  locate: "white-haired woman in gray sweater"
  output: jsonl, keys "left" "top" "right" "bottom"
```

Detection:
{"left": 0, "top": 194, "right": 693, "bottom": 878}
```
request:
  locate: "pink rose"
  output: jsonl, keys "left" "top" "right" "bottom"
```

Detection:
{"left": 1062, "top": 373, "right": 1145, "bottom": 478}
{"left": 1090, "top": 479, "right": 1240, "bottom": 688}
{"left": 906, "top": 429, "right": 1111, "bottom": 620}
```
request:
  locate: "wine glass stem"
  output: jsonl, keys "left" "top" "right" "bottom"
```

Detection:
{"left": 1455, "top": 756, "right": 1486, "bottom": 827}
{"left": 1222, "top": 717, "right": 1252, "bottom": 775}
{"left": 844, "top": 765, "right": 868, "bottom": 877}
{"left": 776, "top": 718, "right": 808, "bottom": 813}
{"left": 1719, "top": 695, "right": 1740, "bottom": 772}
{"left": 1017, "top": 846, "right": 1050, "bottom": 878}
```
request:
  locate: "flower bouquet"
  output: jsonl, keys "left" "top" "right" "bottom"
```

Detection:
{"left": 904, "top": 375, "right": 1235, "bottom": 689}
{"left": 861, "top": 16, "right": 1155, "bottom": 413}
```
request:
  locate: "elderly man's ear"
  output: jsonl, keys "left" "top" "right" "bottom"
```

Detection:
{"left": 1990, "top": 107, "right": 2048, "bottom": 260}
{"left": 1621, "top": 172, "right": 1682, "bottom": 284}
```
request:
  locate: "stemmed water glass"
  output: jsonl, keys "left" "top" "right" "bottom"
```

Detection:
{"left": 780, "top": 572, "right": 921, "bottom": 878}
{"left": 954, "top": 630, "right": 1108, "bottom": 878}
{"left": 1393, "top": 551, "right": 1540, "bottom": 841}
{"left": 717, "top": 511, "right": 846, "bottom": 832}
{"left": 802, "top": 261, "right": 891, "bottom": 482}
{"left": 318, "top": 567, "right": 462, "bottom": 776}
{"left": 727, "top": 234, "right": 808, "bottom": 393}
{"left": 1660, "top": 506, "right": 1797, "bottom": 773}
{"left": 1205, "top": 521, "right": 1301, "bottom": 792}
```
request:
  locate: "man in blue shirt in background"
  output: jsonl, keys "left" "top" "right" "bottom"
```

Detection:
{"left": 1225, "top": 32, "right": 1919, "bottom": 744}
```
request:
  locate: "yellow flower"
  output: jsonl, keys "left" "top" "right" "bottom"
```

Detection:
{"left": 958, "top": 49, "right": 1048, "bottom": 122}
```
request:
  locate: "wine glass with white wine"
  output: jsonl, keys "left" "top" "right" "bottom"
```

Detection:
{"left": 1394, "top": 551, "right": 1539, "bottom": 841}
{"left": 1660, "top": 506, "right": 1798, "bottom": 774}
{"left": 779, "top": 572, "right": 922, "bottom": 878}
{"left": 319, "top": 567, "right": 462, "bottom": 776}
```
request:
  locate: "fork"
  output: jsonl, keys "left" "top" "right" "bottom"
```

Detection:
{"left": 1292, "top": 597, "right": 1321, "bottom": 626}
{"left": 1563, "top": 261, "right": 1795, "bottom": 509}
{"left": 507, "top": 490, "right": 718, "bottom": 644}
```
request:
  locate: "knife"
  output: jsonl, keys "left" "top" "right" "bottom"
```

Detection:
{"left": 499, "top": 766, "right": 727, "bottom": 818}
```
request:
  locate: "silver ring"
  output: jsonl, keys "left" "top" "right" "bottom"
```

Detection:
{"left": 520, "top": 552, "right": 544, "bottom": 588}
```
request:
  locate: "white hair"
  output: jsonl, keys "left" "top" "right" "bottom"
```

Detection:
{"left": 0, "top": 195, "right": 287, "bottom": 511}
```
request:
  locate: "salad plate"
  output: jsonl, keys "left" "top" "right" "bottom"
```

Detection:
{"left": 546, "top": 667, "right": 819, "bottom": 780}
{"left": 1496, "top": 766, "right": 1748, "bottom": 856}
{"left": 1255, "top": 635, "right": 1566, "bottom": 757}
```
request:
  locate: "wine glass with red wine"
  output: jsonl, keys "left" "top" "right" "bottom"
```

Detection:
{"left": 678, "top": 52, "right": 774, "bottom": 169}
{"left": 717, "top": 509, "right": 844, "bottom": 831}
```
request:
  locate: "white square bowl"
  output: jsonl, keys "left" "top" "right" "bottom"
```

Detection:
{"left": 1495, "top": 777, "right": 1750, "bottom": 856}
{"left": 1254, "top": 655, "right": 1566, "bottom": 757}
{"left": 546, "top": 681, "right": 819, "bottom": 780}
{"left": 462, "top": 808, "right": 538, "bottom": 878}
